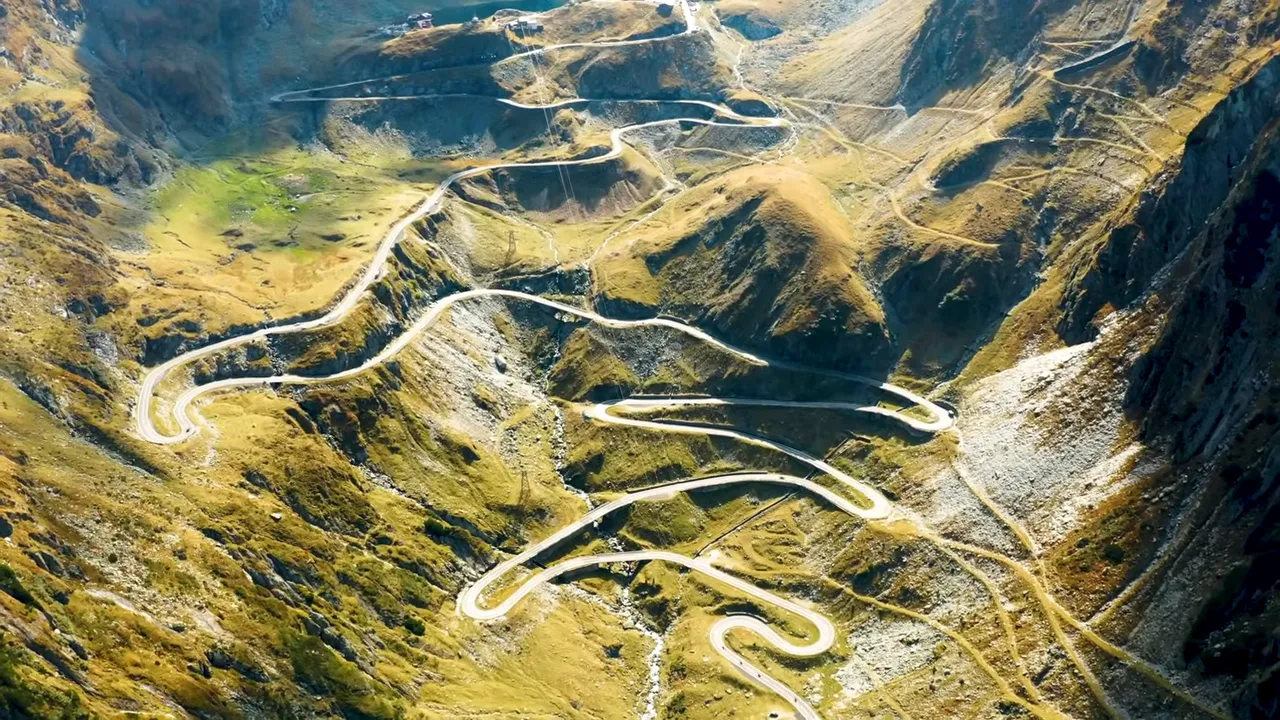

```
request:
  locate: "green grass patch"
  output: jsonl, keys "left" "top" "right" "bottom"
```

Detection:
{"left": 283, "top": 629, "right": 401, "bottom": 720}
{"left": 0, "top": 645, "right": 89, "bottom": 720}
{"left": 0, "top": 564, "right": 36, "bottom": 607}
{"left": 623, "top": 495, "right": 708, "bottom": 547}
{"left": 154, "top": 157, "right": 337, "bottom": 237}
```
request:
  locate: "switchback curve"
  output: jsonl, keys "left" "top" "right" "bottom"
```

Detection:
{"left": 131, "top": 2, "right": 958, "bottom": 714}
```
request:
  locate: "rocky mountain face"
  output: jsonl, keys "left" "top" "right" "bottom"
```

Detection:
{"left": 78, "top": 0, "right": 270, "bottom": 132}
{"left": 0, "top": 0, "right": 158, "bottom": 202}
{"left": 1116, "top": 71, "right": 1280, "bottom": 715}
{"left": 897, "top": 0, "right": 1076, "bottom": 105}
{"left": 1058, "top": 56, "right": 1280, "bottom": 345}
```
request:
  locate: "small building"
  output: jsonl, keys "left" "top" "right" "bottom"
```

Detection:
{"left": 408, "top": 11, "right": 433, "bottom": 28}
{"left": 506, "top": 15, "right": 544, "bottom": 33}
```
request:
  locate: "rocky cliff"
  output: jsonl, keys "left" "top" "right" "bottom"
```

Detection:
{"left": 1058, "top": 56, "right": 1280, "bottom": 345}
{"left": 1118, "top": 72, "right": 1280, "bottom": 716}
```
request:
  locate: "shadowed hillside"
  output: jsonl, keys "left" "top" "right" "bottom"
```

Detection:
{"left": 2, "top": 0, "right": 1279, "bottom": 717}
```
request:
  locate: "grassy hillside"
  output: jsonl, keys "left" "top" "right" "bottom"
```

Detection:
{"left": 593, "top": 165, "right": 894, "bottom": 372}
{"left": 2, "top": 0, "right": 1279, "bottom": 716}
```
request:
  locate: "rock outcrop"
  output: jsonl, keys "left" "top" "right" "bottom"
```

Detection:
{"left": 1058, "top": 56, "right": 1280, "bottom": 343}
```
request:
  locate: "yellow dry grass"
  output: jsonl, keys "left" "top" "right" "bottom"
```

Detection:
{"left": 592, "top": 164, "right": 882, "bottom": 323}
{"left": 119, "top": 148, "right": 431, "bottom": 333}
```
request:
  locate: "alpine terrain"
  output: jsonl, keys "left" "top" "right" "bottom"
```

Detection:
{"left": 1, "top": 0, "right": 1279, "bottom": 718}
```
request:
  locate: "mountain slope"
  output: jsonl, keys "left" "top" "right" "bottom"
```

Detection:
{"left": 1, "top": 0, "right": 1279, "bottom": 717}
{"left": 595, "top": 166, "right": 894, "bottom": 372}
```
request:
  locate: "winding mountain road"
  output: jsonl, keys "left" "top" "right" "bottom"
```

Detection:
{"left": 132, "top": 2, "right": 956, "bottom": 716}
{"left": 138, "top": 0, "right": 777, "bottom": 447}
{"left": 137, "top": 282, "right": 950, "bottom": 720}
{"left": 138, "top": 288, "right": 948, "bottom": 446}
{"left": 456, "top": 472, "right": 871, "bottom": 720}
{"left": 460, "top": 471, "right": 839, "bottom": 717}
{"left": 135, "top": 110, "right": 782, "bottom": 445}
{"left": 459, "top": 384, "right": 953, "bottom": 720}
